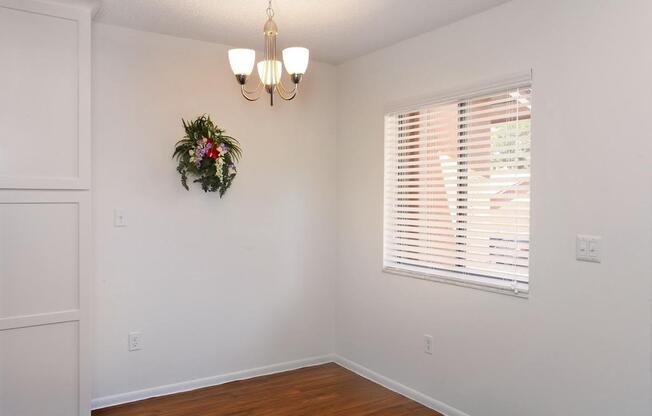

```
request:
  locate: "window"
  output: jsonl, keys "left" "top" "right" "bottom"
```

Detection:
{"left": 383, "top": 81, "right": 532, "bottom": 295}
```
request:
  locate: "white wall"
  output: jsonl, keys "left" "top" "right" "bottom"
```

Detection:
{"left": 92, "top": 24, "right": 337, "bottom": 400}
{"left": 335, "top": 0, "right": 652, "bottom": 415}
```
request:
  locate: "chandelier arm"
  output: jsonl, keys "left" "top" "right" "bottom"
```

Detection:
{"left": 242, "top": 79, "right": 263, "bottom": 96}
{"left": 276, "top": 87, "right": 297, "bottom": 101}
{"left": 276, "top": 79, "right": 298, "bottom": 100}
{"left": 275, "top": 78, "right": 290, "bottom": 93}
{"left": 240, "top": 85, "right": 261, "bottom": 101}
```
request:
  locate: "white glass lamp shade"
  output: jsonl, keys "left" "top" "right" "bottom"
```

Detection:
{"left": 228, "top": 49, "right": 256, "bottom": 75}
{"left": 282, "top": 47, "right": 309, "bottom": 74}
{"left": 257, "top": 60, "right": 283, "bottom": 85}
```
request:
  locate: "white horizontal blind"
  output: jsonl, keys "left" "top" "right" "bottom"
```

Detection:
{"left": 384, "top": 83, "right": 532, "bottom": 295}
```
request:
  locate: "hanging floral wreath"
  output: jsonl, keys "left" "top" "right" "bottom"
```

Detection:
{"left": 173, "top": 115, "right": 242, "bottom": 196}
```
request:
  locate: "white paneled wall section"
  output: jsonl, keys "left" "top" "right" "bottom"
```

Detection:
{"left": 0, "top": 0, "right": 92, "bottom": 415}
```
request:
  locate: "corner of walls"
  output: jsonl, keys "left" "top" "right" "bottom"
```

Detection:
{"left": 333, "top": 355, "right": 470, "bottom": 416}
{"left": 92, "top": 22, "right": 339, "bottom": 401}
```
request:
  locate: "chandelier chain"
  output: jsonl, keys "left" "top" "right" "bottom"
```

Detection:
{"left": 266, "top": 0, "right": 274, "bottom": 18}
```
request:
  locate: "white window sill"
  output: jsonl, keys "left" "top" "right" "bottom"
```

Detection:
{"left": 382, "top": 266, "right": 529, "bottom": 299}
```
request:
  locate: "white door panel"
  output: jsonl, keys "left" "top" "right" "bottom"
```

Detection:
{"left": 0, "top": 6, "right": 78, "bottom": 181}
{"left": 0, "top": 0, "right": 90, "bottom": 190}
{"left": 0, "top": 201, "right": 79, "bottom": 318}
{"left": 0, "top": 322, "right": 80, "bottom": 416}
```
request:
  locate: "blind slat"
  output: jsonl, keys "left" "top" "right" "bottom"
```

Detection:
{"left": 386, "top": 93, "right": 532, "bottom": 124}
{"left": 386, "top": 212, "right": 530, "bottom": 222}
{"left": 386, "top": 240, "right": 529, "bottom": 258}
{"left": 386, "top": 247, "right": 529, "bottom": 265}
{"left": 384, "top": 256, "right": 528, "bottom": 279}
{"left": 387, "top": 228, "right": 530, "bottom": 248}
{"left": 387, "top": 127, "right": 532, "bottom": 144}
{"left": 383, "top": 263, "right": 529, "bottom": 287}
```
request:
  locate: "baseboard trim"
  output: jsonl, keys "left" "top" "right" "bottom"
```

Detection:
{"left": 333, "top": 355, "right": 470, "bottom": 416}
{"left": 93, "top": 353, "right": 468, "bottom": 416}
{"left": 91, "top": 354, "right": 334, "bottom": 410}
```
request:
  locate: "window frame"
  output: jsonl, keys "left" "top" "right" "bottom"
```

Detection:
{"left": 382, "top": 73, "right": 533, "bottom": 297}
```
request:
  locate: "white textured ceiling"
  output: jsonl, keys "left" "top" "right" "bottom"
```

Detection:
{"left": 92, "top": 0, "right": 511, "bottom": 64}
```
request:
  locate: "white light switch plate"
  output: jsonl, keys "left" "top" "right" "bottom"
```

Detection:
{"left": 114, "top": 209, "right": 127, "bottom": 227}
{"left": 128, "top": 332, "right": 143, "bottom": 351}
{"left": 424, "top": 334, "right": 433, "bottom": 355}
{"left": 576, "top": 235, "right": 601, "bottom": 263}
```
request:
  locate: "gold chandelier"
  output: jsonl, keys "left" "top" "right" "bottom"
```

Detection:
{"left": 227, "top": 0, "right": 309, "bottom": 106}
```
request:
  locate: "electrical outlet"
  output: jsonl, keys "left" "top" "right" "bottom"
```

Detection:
{"left": 128, "top": 332, "right": 143, "bottom": 351}
{"left": 424, "top": 334, "right": 433, "bottom": 355}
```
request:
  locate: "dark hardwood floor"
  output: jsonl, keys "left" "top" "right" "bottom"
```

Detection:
{"left": 92, "top": 363, "right": 442, "bottom": 416}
